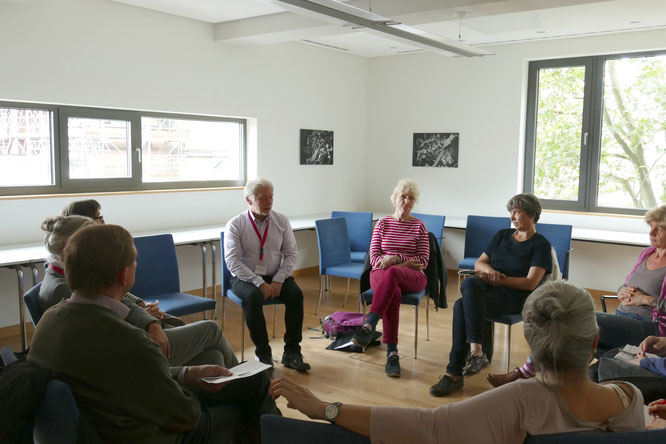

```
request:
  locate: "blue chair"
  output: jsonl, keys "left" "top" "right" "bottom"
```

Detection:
{"left": 34, "top": 380, "right": 84, "bottom": 443}
{"left": 487, "top": 223, "right": 572, "bottom": 372}
{"left": 331, "top": 211, "right": 373, "bottom": 264}
{"left": 261, "top": 414, "right": 666, "bottom": 444}
{"left": 524, "top": 430, "right": 666, "bottom": 443}
{"left": 23, "top": 282, "right": 43, "bottom": 326}
{"left": 261, "top": 415, "right": 370, "bottom": 444}
{"left": 0, "top": 346, "right": 102, "bottom": 443}
{"left": 360, "top": 287, "right": 428, "bottom": 359}
{"left": 220, "top": 232, "right": 283, "bottom": 362}
{"left": 131, "top": 234, "right": 216, "bottom": 318}
{"left": 314, "top": 218, "right": 365, "bottom": 315}
{"left": 412, "top": 213, "right": 445, "bottom": 247}
{"left": 535, "top": 222, "right": 573, "bottom": 280}
{"left": 457, "top": 215, "right": 511, "bottom": 295}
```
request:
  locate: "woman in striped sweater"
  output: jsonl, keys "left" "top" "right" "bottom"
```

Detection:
{"left": 352, "top": 179, "right": 429, "bottom": 377}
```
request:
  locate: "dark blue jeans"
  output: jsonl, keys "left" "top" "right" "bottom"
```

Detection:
{"left": 446, "top": 277, "right": 527, "bottom": 376}
{"left": 596, "top": 312, "right": 658, "bottom": 355}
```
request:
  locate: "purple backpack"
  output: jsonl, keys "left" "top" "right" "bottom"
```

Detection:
{"left": 322, "top": 311, "right": 364, "bottom": 337}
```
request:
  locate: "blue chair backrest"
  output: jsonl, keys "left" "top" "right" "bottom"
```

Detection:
{"left": 220, "top": 232, "right": 232, "bottom": 298}
{"left": 412, "top": 213, "right": 445, "bottom": 246}
{"left": 330, "top": 211, "right": 373, "bottom": 253}
{"left": 261, "top": 415, "right": 370, "bottom": 444}
{"left": 463, "top": 215, "right": 511, "bottom": 258}
{"left": 535, "top": 222, "right": 573, "bottom": 280}
{"left": 34, "top": 379, "right": 81, "bottom": 444}
{"left": 315, "top": 218, "right": 352, "bottom": 274}
{"left": 23, "top": 282, "right": 44, "bottom": 326}
{"left": 131, "top": 234, "right": 181, "bottom": 298}
{"left": 524, "top": 429, "right": 666, "bottom": 443}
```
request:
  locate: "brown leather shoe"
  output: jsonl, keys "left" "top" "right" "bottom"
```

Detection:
{"left": 485, "top": 368, "right": 524, "bottom": 388}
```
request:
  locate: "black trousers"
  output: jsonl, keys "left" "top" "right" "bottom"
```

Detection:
{"left": 230, "top": 276, "right": 304, "bottom": 356}
{"left": 182, "top": 371, "right": 281, "bottom": 444}
{"left": 446, "top": 277, "right": 527, "bottom": 376}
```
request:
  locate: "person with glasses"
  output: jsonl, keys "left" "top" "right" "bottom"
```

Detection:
{"left": 224, "top": 178, "right": 310, "bottom": 371}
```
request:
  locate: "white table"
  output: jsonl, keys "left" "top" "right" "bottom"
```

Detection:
{"left": 443, "top": 217, "right": 649, "bottom": 247}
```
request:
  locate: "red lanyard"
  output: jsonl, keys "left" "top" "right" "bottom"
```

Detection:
{"left": 248, "top": 211, "right": 269, "bottom": 261}
{"left": 48, "top": 264, "right": 65, "bottom": 276}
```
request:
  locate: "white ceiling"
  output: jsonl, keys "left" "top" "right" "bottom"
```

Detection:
{"left": 108, "top": 0, "right": 666, "bottom": 57}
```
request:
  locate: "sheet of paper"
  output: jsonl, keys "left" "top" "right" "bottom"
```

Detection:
{"left": 334, "top": 340, "right": 355, "bottom": 350}
{"left": 614, "top": 344, "right": 658, "bottom": 361}
{"left": 201, "top": 360, "right": 271, "bottom": 384}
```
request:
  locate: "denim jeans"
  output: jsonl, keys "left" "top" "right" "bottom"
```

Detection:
{"left": 596, "top": 312, "right": 658, "bottom": 355}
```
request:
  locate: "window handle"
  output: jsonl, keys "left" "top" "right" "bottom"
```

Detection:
{"left": 583, "top": 132, "right": 589, "bottom": 146}
{"left": 135, "top": 147, "right": 142, "bottom": 163}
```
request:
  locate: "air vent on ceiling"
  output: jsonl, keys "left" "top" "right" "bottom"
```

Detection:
{"left": 301, "top": 39, "right": 350, "bottom": 51}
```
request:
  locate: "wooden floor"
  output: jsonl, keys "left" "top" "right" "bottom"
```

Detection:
{"left": 0, "top": 269, "right": 619, "bottom": 421}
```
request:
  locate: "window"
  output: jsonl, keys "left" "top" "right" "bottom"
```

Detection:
{"left": 524, "top": 51, "right": 666, "bottom": 214}
{"left": 0, "top": 102, "right": 246, "bottom": 195}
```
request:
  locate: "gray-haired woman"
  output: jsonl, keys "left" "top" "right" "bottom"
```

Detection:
{"left": 269, "top": 281, "right": 645, "bottom": 443}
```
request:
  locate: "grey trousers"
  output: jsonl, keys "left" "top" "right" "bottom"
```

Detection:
{"left": 598, "top": 354, "right": 666, "bottom": 403}
{"left": 165, "top": 320, "right": 239, "bottom": 368}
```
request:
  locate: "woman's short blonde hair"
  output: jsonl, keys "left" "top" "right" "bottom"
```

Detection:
{"left": 390, "top": 179, "right": 419, "bottom": 205}
{"left": 645, "top": 205, "right": 666, "bottom": 229}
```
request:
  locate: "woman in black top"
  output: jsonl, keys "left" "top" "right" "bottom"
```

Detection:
{"left": 430, "top": 193, "right": 552, "bottom": 396}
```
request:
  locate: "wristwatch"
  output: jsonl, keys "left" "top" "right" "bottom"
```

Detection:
{"left": 324, "top": 402, "right": 343, "bottom": 423}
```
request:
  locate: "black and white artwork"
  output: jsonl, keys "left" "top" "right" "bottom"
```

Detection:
{"left": 300, "top": 129, "right": 334, "bottom": 165}
{"left": 412, "top": 132, "right": 459, "bottom": 168}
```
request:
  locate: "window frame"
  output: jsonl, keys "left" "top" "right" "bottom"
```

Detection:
{"left": 0, "top": 101, "right": 247, "bottom": 196}
{"left": 523, "top": 49, "right": 666, "bottom": 215}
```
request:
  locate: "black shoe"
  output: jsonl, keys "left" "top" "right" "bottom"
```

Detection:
{"left": 429, "top": 376, "right": 464, "bottom": 397}
{"left": 281, "top": 353, "right": 311, "bottom": 371}
{"left": 351, "top": 327, "right": 373, "bottom": 350}
{"left": 385, "top": 354, "right": 401, "bottom": 377}
{"left": 255, "top": 353, "right": 274, "bottom": 369}
{"left": 462, "top": 354, "right": 489, "bottom": 376}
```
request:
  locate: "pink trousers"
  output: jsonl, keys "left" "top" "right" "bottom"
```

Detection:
{"left": 369, "top": 266, "right": 427, "bottom": 344}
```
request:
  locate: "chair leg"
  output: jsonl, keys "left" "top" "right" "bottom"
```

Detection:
{"left": 272, "top": 305, "right": 277, "bottom": 338}
{"left": 221, "top": 294, "right": 226, "bottom": 332}
{"left": 315, "top": 275, "right": 325, "bottom": 315}
{"left": 362, "top": 301, "right": 367, "bottom": 322}
{"left": 414, "top": 304, "right": 419, "bottom": 359}
{"left": 240, "top": 311, "right": 246, "bottom": 362}
{"left": 505, "top": 324, "right": 512, "bottom": 373}
{"left": 343, "top": 278, "right": 350, "bottom": 306}
{"left": 426, "top": 295, "right": 430, "bottom": 341}
{"left": 457, "top": 272, "right": 462, "bottom": 298}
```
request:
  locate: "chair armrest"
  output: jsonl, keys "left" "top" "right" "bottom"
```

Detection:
{"left": 600, "top": 294, "right": 619, "bottom": 313}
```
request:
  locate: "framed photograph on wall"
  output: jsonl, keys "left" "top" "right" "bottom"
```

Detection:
{"left": 412, "top": 132, "right": 459, "bottom": 168}
{"left": 300, "top": 129, "right": 334, "bottom": 165}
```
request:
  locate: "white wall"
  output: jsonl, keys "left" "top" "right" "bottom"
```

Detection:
{"left": 0, "top": 0, "right": 367, "bottom": 327}
{"left": 365, "top": 28, "right": 666, "bottom": 290}
{"left": 0, "top": 0, "right": 663, "bottom": 329}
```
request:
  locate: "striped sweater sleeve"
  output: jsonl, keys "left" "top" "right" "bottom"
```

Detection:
{"left": 369, "top": 218, "right": 386, "bottom": 268}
